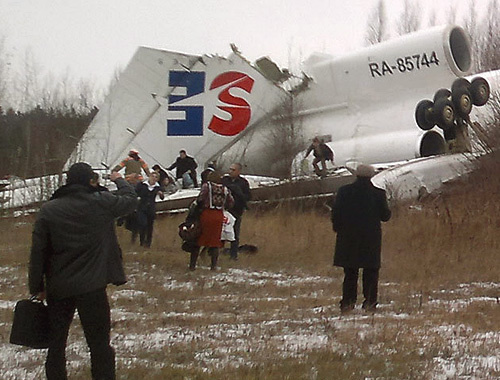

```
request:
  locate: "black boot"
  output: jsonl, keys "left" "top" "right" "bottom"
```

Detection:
{"left": 189, "top": 247, "right": 199, "bottom": 271}
{"left": 209, "top": 248, "right": 218, "bottom": 270}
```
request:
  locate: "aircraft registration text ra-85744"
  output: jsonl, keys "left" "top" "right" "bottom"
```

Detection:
{"left": 369, "top": 51, "right": 440, "bottom": 78}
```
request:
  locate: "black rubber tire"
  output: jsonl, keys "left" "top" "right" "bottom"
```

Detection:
{"left": 451, "top": 77, "right": 471, "bottom": 93}
{"left": 415, "top": 99, "right": 435, "bottom": 130}
{"left": 433, "top": 88, "right": 451, "bottom": 103}
{"left": 452, "top": 87, "right": 472, "bottom": 118}
{"left": 470, "top": 77, "right": 490, "bottom": 106}
{"left": 432, "top": 98, "right": 455, "bottom": 130}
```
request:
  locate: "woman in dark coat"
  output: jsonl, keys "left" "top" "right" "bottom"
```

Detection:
{"left": 135, "top": 172, "right": 164, "bottom": 248}
{"left": 331, "top": 164, "right": 391, "bottom": 312}
{"left": 190, "top": 170, "right": 234, "bottom": 271}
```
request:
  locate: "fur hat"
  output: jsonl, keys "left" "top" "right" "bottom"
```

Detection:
{"left": 355, "top": 164, "right": 375, "bottom": 178}
{"left": 67, "top": 162, "right": 95, "bottom": 186}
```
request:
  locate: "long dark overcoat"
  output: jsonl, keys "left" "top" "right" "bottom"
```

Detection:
{"left": 331, "top": 177, "right": 391, "bottom": 269}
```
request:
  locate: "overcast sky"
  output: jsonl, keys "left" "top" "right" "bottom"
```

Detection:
{"left": 0, "top": 0, "right": 491, "bottom": 89}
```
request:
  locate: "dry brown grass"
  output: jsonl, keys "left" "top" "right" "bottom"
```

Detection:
{"left": 1, "top": 153, "right": 500, "bottom": 379}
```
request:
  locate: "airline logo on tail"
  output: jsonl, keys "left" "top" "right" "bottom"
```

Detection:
{"left": 167, "top": 70, "right": 255, "bottom": 137}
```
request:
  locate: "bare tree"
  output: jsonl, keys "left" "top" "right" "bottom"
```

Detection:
{"left": 396, "top": 0, "right": 421, "bottom": 36}
{"left": 447, "top": 4, "right": 458, "bottom": 25}
{"left": 462, "top": 0, "right": 481, "bottom": 73}
{"left": 427, "top": 9, "right": 439, "bottom": 27}
{"left": 262, "top": 94, "right": 307, "bottom": 178}
{"left": 18, "top": 48, "right": 40, "bottom": 111}
{"left": 0, "top": 36, "right": 9, "bottom": 109}
{"left": 477, "top": 0, "right": 500, "bottom": 72}
{"left": 365, "top": 0, "right": 388, "bottom": 46}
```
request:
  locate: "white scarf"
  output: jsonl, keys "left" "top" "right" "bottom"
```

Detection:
{"left": 143, "top": 180, "right": 159, "bottom": 191}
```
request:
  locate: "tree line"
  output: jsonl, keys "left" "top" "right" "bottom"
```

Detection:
{"left": 0, "top": 106, "right": 97, "bottom": 178}
{"left": 0, "top": 37, "right": 108, "bottom": 179}
{"left": 1, "top": 0, "right": 499, "bottom": 180}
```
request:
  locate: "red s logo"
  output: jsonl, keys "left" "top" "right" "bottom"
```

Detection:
{"left": 208, "top": 71, "right": 254, "bottom": 136}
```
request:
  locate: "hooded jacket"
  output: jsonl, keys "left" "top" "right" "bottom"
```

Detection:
{"left": 29, "top": 178, "right": 138, "bottom": 300}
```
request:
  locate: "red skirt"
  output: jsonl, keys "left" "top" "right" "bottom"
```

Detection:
{"left": 197, "top": 209, "right": 223, "bottom": 247}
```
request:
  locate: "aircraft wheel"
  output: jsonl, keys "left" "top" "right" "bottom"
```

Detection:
{"left": 470, "top": 77, "right": 490, "bottom": 106}
{"left": 415, "top": 99, "right": 435, "bottom": 130}
{"left": 433, "top": 88, "right": 451, "bottom": 102}
{"left": 452, "top": 87, "right": 472, "bottom": 118}
{"left": 451, "top": 77, "right": 471, "bottom": 93}
{"left": 433, "top": 98, "right": 455, "bottom": 130}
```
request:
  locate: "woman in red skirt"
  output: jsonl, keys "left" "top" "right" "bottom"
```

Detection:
{"left": 190, "top": 171, "right": 234, "bottom": 270}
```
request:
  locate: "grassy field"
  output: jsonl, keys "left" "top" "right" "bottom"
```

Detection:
{"left": 0, "top": 154, "right": 499, "bottom": 379}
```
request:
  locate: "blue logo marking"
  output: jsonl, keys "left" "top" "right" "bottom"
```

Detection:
{"left": 167, "top": 71, "right": 205, "bottom": 136}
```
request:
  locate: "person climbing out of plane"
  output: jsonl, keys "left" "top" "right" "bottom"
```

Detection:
{"left": 331, "top": 164, "right": 391, "bottom": 313}
{"left": 304, "top": 137, "right": 334, "bottom": 178}
{"left": 112, "top": 149, "right": 151, "bottom": 185}
{"left": 135, "top": 171, "right": 164, "bottom": 248}
{"left": 152, "top": 164, "right": 173, "bottom": 192}
{"left": 167, "top": 150, "right": 199, "bottom": 188}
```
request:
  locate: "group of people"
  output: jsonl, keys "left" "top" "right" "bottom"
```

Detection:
{"left": 111, "top": 149, "right": 251, "bottom": 259}
{"left": 27, "top": 142, "right": 390, "bottom": 378}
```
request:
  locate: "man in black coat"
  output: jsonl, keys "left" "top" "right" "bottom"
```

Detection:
{"left": 29, "top": 162, "right": 138, "bottom": 380}
{"left": 331, "top": 164, "right": 391, "bottom": 313}
{"left": 167, "top": 150, "right": 198, "bottom": 188}
{"left": 222, "top": 162, "right": 251, "bottom": 261}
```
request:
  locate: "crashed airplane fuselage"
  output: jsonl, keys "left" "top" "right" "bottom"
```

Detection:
{"left": 67, "top": 25, "right": 497, "bottom": 178}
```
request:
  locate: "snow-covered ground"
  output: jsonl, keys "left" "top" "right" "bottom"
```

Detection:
{"left": 1, "top": 258, "right": 498, "bottom": 379}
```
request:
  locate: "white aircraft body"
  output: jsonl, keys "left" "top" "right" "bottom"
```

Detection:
{"left": 2, "top": 25, "right": 498, "bottom": 211}
{"left": 65, "top": 24, "right": 498, "bottom": 177}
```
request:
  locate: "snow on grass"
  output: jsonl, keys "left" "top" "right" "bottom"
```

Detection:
{"left": 1, "top": 263, "right": 498, "bottom": 379}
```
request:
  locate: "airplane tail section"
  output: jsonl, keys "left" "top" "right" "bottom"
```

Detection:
{"left": 66, "top": 47, "right": 290, "bottom": 173}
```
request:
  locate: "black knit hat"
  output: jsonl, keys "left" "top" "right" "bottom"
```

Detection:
{"left": 66, "top": 162, "right": 95, "bottom": 186}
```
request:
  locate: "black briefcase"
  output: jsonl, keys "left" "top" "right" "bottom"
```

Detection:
{"left": 10, "top": 297, "right": 51, "bottom": 349}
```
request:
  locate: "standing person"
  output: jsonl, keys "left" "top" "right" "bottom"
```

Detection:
{"left": 112, "top": 149, "right": 150, "bottom": 185}
{"left": 305, "top": 137, "right": 334, "bottom": 178}
{"left": 135, "top": 171, "right": 164, "bottom": 248}
{"left": 190, "top": 170, "right": 234, "bottom": 271}
{"left": 167, "top": 150, "right": 198, "bottom": 188}
{"left": 29, "top": 162, "right": 138, "bottom": 380}
{"left": 222, "top": 162, "right": 251, "bottom": 261}
{"left": 200, "top": 161, "right": 216, "bottom": 185}
{"left": 331, "top": 164, "right": 391, "bottom": 313}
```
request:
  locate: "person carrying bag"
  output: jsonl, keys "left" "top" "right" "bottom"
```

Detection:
{"left": 10, "top": 295, "right": 50, "bottom": 349}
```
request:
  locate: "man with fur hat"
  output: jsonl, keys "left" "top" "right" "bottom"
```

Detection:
{"left": 29, "top": 162, "right": 137, "bottom": 379}
{"left": 331, "top": 164, "right": 391, "bottom": 313}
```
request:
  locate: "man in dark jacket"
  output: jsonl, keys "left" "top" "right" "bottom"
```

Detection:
{"left": 331, "top": 164, "right": 391, "bottom": 313}
{"left": 222, "top": 162, "right": 251, "bottom": 260}
{"left": 29, "top": 162, "right": 138, "bottom": 380}
{"left": 305, "top": 137, "right": 334, "bottom": 178}
{"left": 167, "top": 150, "right": 198, "bottom": 188}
